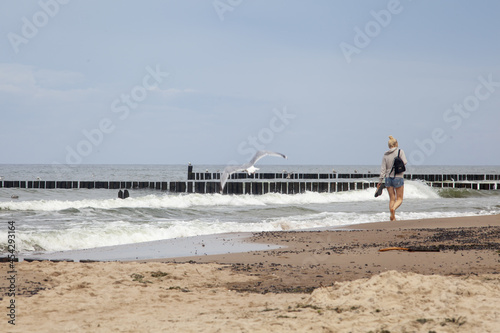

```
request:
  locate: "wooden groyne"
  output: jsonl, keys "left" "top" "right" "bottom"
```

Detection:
{"left": 1, "top": 165, "right": 499, "bottom": 194}
{"left": 189, "top": 171, "right": 500, "bottom": 182}
{"left": 0, "top": 180, "right": 169, "bottom": 190}
{"left": 0, "top": 179, "right": 498, "bottom": 194}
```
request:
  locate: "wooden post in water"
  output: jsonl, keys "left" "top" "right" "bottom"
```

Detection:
{"left": 188, "top": 164, "right": 194, "bottom": 180}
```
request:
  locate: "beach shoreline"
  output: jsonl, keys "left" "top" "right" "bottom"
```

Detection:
{"left": 1, "top": 214, "right": 499, "bottom": 332}
{"left": 16, "top": 213, "right": 500, "bottom": 263}
{"left": 158, "top": 214, "right": 500, "bottom": 292}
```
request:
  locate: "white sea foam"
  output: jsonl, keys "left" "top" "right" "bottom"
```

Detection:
{"left": 6, "top": 222, "right": 166, "bottom": 252}
{"left": 1, "top": 164, "right": 497, "bottom": 255}
{"left": 2, "top": 210, "right": 494, "bottom": 253}
{"left": 0, "top": 181, "right": 440, "bottom": 212}
{"left": 0, "top": 180, "right": 495, "bottom": 253}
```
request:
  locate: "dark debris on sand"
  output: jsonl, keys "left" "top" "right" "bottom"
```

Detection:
{"left": 388, "top": 227, "right": 500, "bottom": 251}
{"left": 225, "top": 226, "right": 500, "bottom": 294}
{"left": 0, "top": 279, "right": 48, "bottom": 299}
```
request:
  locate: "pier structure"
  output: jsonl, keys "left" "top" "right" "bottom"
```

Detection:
{"left": 1, "top": 165, "right": 499, "bottom": 194}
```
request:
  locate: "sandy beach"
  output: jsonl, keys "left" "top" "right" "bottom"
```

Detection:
{"left": 1, "top": 214, "right": 499, "bottom": 332}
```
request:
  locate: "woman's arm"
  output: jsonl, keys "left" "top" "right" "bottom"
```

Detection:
{"left": 379, "top": 156, "right": 387, "bottom": 184}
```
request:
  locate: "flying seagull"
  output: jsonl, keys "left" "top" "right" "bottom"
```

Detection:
{"left": 220, "top": 150, "right": 287, "bottom": 191}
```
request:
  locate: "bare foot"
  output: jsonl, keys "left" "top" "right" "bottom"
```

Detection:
{"left": 390, "top": 209, "right": 396, "bottom": 221}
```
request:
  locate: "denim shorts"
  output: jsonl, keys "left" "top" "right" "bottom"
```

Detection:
{"left": 385, "top": 177, "right": 404, "bottom": 188}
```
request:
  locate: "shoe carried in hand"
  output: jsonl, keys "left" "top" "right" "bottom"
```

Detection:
{"left": 374, "top": 183, "right": 386, "bottom": 197}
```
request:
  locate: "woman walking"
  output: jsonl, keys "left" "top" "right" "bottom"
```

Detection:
{"left": 377, "top": 136, "right": 408, "bottom": 221}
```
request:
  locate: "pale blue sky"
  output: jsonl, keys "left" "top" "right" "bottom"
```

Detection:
{"left": 1, "top": 0, "right": 499, "bottom": 166}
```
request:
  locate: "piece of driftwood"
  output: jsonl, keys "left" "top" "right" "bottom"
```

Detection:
{"left": 379, "top": 246, "right": 440, "bottom": 252}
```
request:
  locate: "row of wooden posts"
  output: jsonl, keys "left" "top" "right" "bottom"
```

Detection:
{"left": 188, "top": 169, "right": 500, "bottom": 182}
{"left": 1, "top": 165, "right": 498, "bottom": 194}
{"left": 1, "top": 179, "right": 498, "bottom": 194}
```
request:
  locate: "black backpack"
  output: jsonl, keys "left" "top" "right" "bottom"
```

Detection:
{"left": 391, "top": 149, "right": 406, "bottom": 176}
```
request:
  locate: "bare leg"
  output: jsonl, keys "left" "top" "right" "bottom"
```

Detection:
{"left": 386, "top": 186, "right": 396, "bottom": 221}
{"left": 393, "top": 185, "right": 405, "bottom": 218}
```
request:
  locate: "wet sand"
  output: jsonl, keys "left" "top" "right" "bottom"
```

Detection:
{"left": 1, "top": 214, "right": 499, "bottom": 332}
{"left": 161, "top": 215, "right": 500, "bottom": 293}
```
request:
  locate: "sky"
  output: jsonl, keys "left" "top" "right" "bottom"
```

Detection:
{"left": 1, "top": 0, "right": 499, "bottom": 167}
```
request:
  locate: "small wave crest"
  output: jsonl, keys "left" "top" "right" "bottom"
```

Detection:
{"left": 438, "top": 187, "right": 500, "bottom": 198}
{"left": 3, "top": 209, "right": 494, "bottom": 253}
{"left": 0, "top": 181, "right": 441, "bottom": 212}
{"left": 0, "top": 221, "right": 175, "bottom": 253}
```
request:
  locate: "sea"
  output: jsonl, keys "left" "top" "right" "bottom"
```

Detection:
{"left": 1, "top": 164, "right": 499, "bottom": 256}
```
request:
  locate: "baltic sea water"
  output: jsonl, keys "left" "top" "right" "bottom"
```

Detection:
{"left": 1, "top": 164, "right": 499, "bottom": 255}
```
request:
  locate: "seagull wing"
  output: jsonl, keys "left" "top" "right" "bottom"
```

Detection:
{"left": 220, "top": 165, "right": 248, "bottom": 191}
{"left": 249, "top": 150, "right": 287, "bottom": 166}
{"left": 220, "top": 151, "right": 287, "bottom": 192}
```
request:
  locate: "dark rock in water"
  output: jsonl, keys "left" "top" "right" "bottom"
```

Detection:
{"left": 23, "top": 258, "right": 45, "bottom": 262}
{"left": 0, "top": 256, "right": 18, "bottom": 262}
{"left": 118, "top": 190, "right": 124, "bottom": 199}
{"left": 124, "top": 189, "right": 130, "bottom": 199}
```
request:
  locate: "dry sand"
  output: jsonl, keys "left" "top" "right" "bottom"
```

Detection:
{"left": 1, "top": 214, "right": 499, "bottom": 332}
